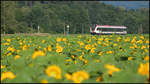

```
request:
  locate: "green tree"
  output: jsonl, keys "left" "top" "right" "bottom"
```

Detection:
{"left": 1, "top": 1, "right": 17, "bottom": 34}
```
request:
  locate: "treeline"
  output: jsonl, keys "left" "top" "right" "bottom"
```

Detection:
{"left": 1, "top": 1, "right": 149, "bottom": 34}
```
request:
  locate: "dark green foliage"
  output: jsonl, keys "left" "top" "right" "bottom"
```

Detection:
{"left": 1, "top": 1, "right": 149, "bottom": 34}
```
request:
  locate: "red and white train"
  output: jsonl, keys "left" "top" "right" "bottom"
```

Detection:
{"left": 90, "top": 24, "right": 127, "bottom": 35}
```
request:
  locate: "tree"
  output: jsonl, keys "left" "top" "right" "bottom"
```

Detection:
{"left": 1, "top": 1, "right": 149, "bottom": 34}
{"left": 1, "top": 1, "right": 17, "bottom": 34}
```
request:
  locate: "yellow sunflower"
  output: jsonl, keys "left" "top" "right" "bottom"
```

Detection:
{"left": 56, "top": 46, "right": 63, "bottom": 53}
{"left": 138, "top": 62, "right": 149, "bottom": 79}
{"left": 45, "top": 65, "right": 62, "bottom": 79}
{"left": 1, "top": 72, "right": 16, "bottom": 81}
{"left": 105, "top": 64, "right": 120, "bottom": 76}
{"left": 71, "top": 71, "right": 89, "bottom": 83}
{"left": 32, "top": 50, "right": 45, "bottom": 59}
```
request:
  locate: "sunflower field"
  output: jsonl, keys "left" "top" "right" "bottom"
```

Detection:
{"left": 1, "top": 34, "right": 149, "bottom": 83}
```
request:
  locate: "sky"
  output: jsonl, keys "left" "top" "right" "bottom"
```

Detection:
{"left": 100, "top": 1, "right": 149, "bottom": 10}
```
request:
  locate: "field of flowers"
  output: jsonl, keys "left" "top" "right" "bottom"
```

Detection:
{"left": 1, "top": 34, "right": 149, "bottom": 83}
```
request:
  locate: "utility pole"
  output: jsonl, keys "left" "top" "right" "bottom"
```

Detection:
{"left": 67, "top": 25, "right": 69, "bottom": 35}
{"left": 38, "top": 25, "right": 40, "bottom": 33}
{"left": 64, "top": 17, "right": 66, "bottom": 35}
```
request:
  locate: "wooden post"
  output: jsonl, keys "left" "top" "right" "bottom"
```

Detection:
{"left": 3, "top": 1, "right": 5, "bottom": 35}
{"left": 73, "top": 24, "right": 76, "bottom": 34}
{"left": 64, "top": 23, "right": 65, "bottom": 35}
{"left": 140, "top": 24, "right": 143, "bottom": 34}
{"left": 82, "top": 24, "right": 84, "bottom": 34}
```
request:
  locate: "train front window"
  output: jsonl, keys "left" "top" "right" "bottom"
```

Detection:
{"left": 92, "top": 24, "right": 96, "bottom": 30}
{"left": 99, "top": 28, "right": 124, "bottom": 32}
{"left": 97, "top": 28, "right": 102, "bottom": 31}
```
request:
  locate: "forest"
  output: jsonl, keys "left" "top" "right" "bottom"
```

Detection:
{"left": 1, "top": 1, "right": 149, "bottom": 34}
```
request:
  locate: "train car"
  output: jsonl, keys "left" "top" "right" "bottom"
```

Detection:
{"left": 90, "top": 24, "right": 127, "bottom": 35}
